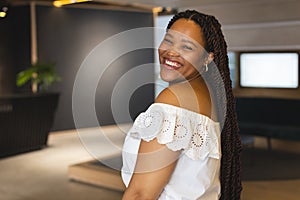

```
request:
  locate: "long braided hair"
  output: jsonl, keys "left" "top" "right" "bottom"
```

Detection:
{"left": 167, "top": 10, "right": 242, "bottom": 200}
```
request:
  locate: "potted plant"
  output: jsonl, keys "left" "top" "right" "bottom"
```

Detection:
{"left": 16, "top": 61, "right": 61, "bottom": 93}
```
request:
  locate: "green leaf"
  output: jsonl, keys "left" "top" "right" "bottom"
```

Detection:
{"left": 16, "top": 61, "right": 61, "bottom": 91}
{"left": 16, "top": 68, "right": 37, "bottom": 86}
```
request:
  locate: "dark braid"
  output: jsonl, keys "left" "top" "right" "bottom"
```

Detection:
{"left": 167, "top": 10, "right": 242, "bottom": 200}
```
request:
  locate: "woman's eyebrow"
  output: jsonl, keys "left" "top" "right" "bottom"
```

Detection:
{"left": 165, "top": 33, "right": 173, "bottom": 38}
{"left": 165, "top": 32, "right": 198, "bottom": 48}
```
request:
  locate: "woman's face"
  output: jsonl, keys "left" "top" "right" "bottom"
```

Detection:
{"left": 158, "top": 18, "right": 207, "bottom": 84}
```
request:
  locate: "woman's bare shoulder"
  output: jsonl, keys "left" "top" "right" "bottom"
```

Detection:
{"left": 155, "top": 87, "right": 181, "bottom": 107}
{"left": 155, "top": 84, "right": 212, "bottom": 117}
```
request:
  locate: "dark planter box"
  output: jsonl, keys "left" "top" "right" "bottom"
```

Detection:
{"left": 0, "top": 92, "right": 59, "bottom": 158}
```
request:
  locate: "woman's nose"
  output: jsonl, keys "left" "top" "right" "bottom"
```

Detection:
{"left": 166, "top": 48, "right": 180, "bottom": 57}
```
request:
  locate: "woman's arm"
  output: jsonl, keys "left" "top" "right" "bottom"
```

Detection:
{"left": 122, "top": 139, "right": 180, "bottom": 200}
{"left": 122, "top": 88, "right": 181, "bottom": 200}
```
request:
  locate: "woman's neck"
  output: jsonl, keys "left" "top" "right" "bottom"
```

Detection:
{"left": 169, "top": 73, "right": 203, "bottom": 86}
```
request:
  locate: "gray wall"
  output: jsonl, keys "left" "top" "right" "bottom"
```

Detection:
{"left": 186, "top": 0, "right": 300, "bottom": 51}
{"left": 36, "top": 5, "right": 155, "bottom": 130}
{"left": 0, "top": 5, "right": 31, "bottom": 95}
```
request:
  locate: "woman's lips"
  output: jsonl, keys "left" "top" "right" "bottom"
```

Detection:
{"left": 163, "top": 59, "right": 182, "bottom": 70}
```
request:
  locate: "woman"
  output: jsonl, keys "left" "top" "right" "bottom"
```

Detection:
{"left": 121, "top": 10, "right": 242, "bottom": 200}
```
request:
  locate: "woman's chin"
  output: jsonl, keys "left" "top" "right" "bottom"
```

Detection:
{"left": 159, "top": 75, "right": 170, "bottom": 83}
{"left": 160, "top": 75, "right": 184, "bottom": 84}
{"left": 160, "top": 72, "right": 174, "bottom": 82}
{"left": 160, "top": 69, "right": 181, "bottom": 83}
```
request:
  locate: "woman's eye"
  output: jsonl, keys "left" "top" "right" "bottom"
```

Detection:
{"left": 183, "top": 45, "right": 193, "bottom": 50}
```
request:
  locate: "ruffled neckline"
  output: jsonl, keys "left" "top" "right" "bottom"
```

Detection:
{"left": 128, "top": 103, "right": 221, "bottom": 160}
{"left": 151, "top": 103, "right": 219, "bottom": 125}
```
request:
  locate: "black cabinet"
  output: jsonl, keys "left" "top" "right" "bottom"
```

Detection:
{"left": 0, "top": 93, "right": 59, "bottom": 158}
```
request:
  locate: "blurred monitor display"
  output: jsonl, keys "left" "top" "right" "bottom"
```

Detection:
{"left": 240, "top": 52, "right": 299, "bottom": 88}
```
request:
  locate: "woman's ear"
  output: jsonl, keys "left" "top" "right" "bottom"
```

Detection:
{"left": 201, "top": 52, "right": 215, "bottom": 73}
{"left": 207, "top": 52, "right": 214, "bottom": 64}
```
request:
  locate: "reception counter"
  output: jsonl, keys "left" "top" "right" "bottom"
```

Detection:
{"left": 0, "top": 92, "right": 59, "bottom": 158}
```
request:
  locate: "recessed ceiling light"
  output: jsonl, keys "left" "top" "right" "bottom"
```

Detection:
{"left": 53, "top": 0, "right": 91, "bottom": 7}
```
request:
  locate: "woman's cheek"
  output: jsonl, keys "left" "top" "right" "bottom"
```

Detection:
{"left": 187, "top": 53, "right": 204, "bottom": 69}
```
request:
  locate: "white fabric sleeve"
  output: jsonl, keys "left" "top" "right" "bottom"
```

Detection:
{"left": 127, "top": 103, "right": 221, "bottom": 160}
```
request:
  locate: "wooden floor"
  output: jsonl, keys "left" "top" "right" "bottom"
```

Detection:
{"left": 0, "top": 126, "right": 299, "bottom": 200}
{"left": 242, "top": 180, "right": 300, "bottom": 200}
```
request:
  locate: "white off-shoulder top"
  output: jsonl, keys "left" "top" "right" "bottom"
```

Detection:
{"left": 121, "top": 103, "right": 221, "bottom": 200}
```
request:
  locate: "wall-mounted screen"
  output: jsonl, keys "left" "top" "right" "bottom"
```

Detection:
{"left": 240, "top": 52, "right": 299, "bottom": 88}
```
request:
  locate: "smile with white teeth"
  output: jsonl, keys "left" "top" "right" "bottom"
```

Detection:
{"left": 164, "top": 59, "right": 181, "bottom": 69}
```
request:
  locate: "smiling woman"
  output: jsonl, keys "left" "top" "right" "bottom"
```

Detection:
{"left": 158, "top": 18, "right": 214, "bottom": 84}
{"left": 121, "top": 10, "right": 242, "bottom": 200}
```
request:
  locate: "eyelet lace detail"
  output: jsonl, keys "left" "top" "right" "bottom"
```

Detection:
{"left": 128, "top": 103, "right": 221, "bottom": 160}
